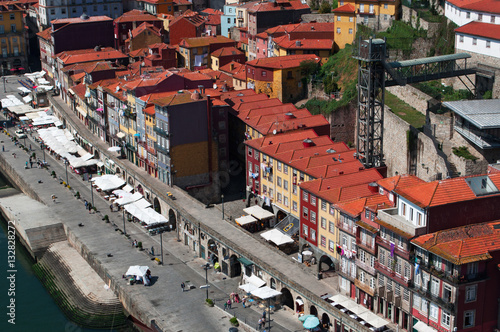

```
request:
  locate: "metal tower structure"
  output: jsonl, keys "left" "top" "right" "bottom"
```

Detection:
{"left": 353, "top": 37, "right": 476, "bottom": 169}
{"left": 354, "top": 38, "right": 387, "bottom": 168}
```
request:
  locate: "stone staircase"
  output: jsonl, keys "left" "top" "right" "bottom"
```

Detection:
{"left": 32, "top": 247, "right": 128, "bottom": 329}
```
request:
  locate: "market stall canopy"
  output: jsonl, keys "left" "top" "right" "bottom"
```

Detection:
{"left": 91, "top": 174, "right": 125, "bottom": 191}
{"left": 2, "top": 95, "right": 23, "bottom": 107}
{"left": 413, "top": 321, "right": 439, "bottom": 332}
{"left": 114, "top": 192, "right": 142, "bottom": 206}
{"left": 7, "top": 104, "right": 43, "bottom": 115}
{"left": 18, "top": 87, "right": 31, "bottom": 93}
{"left": 243, "top": 205, "right": 274, "bottom": 220}
{"left": 133, "top": 198, "right": 152, "bottom": 209}
{"left": 122, "top": 184, "right": 133, "bottom": 192}
{"left": 39, "top": 127, "right": 80, "bottom": 156}
{"left": 108, "top": 146, "right": 121, "bottom": 152}
{"left": 329, "top": 294, "right": 350, "bottom": 306}
{"left": 22, "top": 95, "right": 32, "bottom": 103}
{"left": 260, "top": 229, "right": 294, "bottom": 246}
{"left": 235, "top": 215, "right": 257, "bottom": 226}
{"left": 125, "top": 265, "right": 149, "bottom": 279}
{"left": 124, "top": 201, "right": 166, "bottom": 226}
{"left": 357, "top": 310, "right": 388, "bottom": 329}
{"left": 250, "top": 286, "right": 281, "bottom": 299}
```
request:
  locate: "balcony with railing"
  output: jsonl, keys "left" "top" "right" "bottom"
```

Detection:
{"left": 356, "top": 257, "right": 376, "bottom": 275}
{"left": 417, "top": 260, "right": 488, "bottom": 286}
{"left": 356, "top": 238, "right": 376, "bottom": 254}
{"left": 154, "top": 126, "right": 169, "bottom": 137}
{"left": 338, "top": 263, "right": 356, "bottom": 282}
{"left": 376, "top": 237, "right": 410, "bottom": 260}
{"left": 374, "top": 261, "right": 411, "bottom": 287}
{"left": 378, "top": 208, "right": 426, "bottom": 237}
{"left": 336, "top": 220, "right": 354, "bottom": 233}
{"left": 154, "top": 142, "right": 169, "bottom": 156}
{"left": 410, "top": 282, "right": 456, "bottom": 313}
{"left": 354, "top": 278, "right": 375, "bottom": 296}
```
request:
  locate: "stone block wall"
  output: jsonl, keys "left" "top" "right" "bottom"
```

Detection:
{"left": 401, "top": 6, "right": 440, "bottom": 38}
{"left": 383, "top": 107, "right": 411, "bottom": 177}
{"left": 424, "top": 110, "right": 453, "bottom": 142}
{"left": 386, "top": 85, "right": 433, "bottom": 115}
{"left": 301, "top": 13, "right": 335, "bottom": 23}
{"left": 327, "top": 103, "right": 357, "bottom": 144}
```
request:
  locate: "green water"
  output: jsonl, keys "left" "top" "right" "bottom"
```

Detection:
{"left": 0, "top": 173, "right": 121, "bottom": 332}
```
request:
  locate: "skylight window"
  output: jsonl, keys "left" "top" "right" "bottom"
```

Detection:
{"left": 466, "top": 175, "right": 499, "bottom": 196}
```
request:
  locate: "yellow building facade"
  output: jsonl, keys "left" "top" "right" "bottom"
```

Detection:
{"left": 0, "top": 4, "right": 27, "bottom": 72}
{"left": 332, "top": 4, "right": 357, "bottom": 50}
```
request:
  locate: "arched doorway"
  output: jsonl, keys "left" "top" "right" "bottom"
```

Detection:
{"left": 153, "top": 197, "right": 161, "bottom": 213}
{"left": 137, "top": 184, "right": 143, "bottom": 194}
{"left": 207, "top": 239, "right": 218, "bottom": 264}
{"left": 94, "top": 150, "right": 100, "bottom": 159}
{"left": 295, "top": 296, "right": 304, "bottom": 314}
{"left": 279, "top": 288, "right": 293, "bottom": 310}
{"left": 310, "top": 305, "right": 318, "bottom": 317}
{"left": 168, "top": 209, "right": 176, "bottom": 231}
{"left": 321, "top": 313, "right": 330, "bottom": 330}
{"left": 128, "top": 176, "right": 134, "bottom": 185}
{"left": 319, "top": 255, "right": 335, "bottom": 274}
{"left": 270, "top": 278, "right": 276, "bottom": 289}
{"left": 115, "top": 167, "right": 121, "bottom": 174}
{"left": 246, "top": 192, "right": 255, "bottom": 207}
{"left": 229, "top": 254, "right": 241, "bottom": 278}
{"left": 276, "top": 210, "right": 287, "bottom": 222}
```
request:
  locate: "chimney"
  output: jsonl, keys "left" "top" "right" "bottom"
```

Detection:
{"left": 230, "top": 63, "right": 234, "bottom": 71}
{"left": 285, "top": 112, "right": 295, "bottom": 119}
{"left": 296, "top": 40, "right": 301, "bottom": 47}
{"left": 302, "top": 138, "right": 314, "bottom": 148}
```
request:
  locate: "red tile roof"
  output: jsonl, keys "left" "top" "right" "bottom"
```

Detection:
{"left": 56, "top": 48, "right": 128, "bottom": 65}
{"left": 274, "top": 36, "right": 334, "bottom": 50}
{"left": 139, "top": 90, "right": 178, "bottom": 103}
{"left": 248, "top": 0, "right": 310, "bottom": 13}
{"left": 332, "top": 3, "right": 357, "bottom": 13}
{"left": 144, "top": 105, "right": 155, "bottom": 115}
{"left": 205, "top": 14, "right": 221, "bottom": 26}
{"left": 115, "top": 9, "right": 161, "bottom": 23}
{"left": 264, "top": 23, "right": 300, "bottom": 36}
{"left": 447, "top": 0, "right": 500, "bottom": 14}
{"left": 290, "top": 22, "right": 336, "bottom": 33}
{"left": 219, "top": 61, "right": 244, "bottom": 75}
{"left": 170, "top": 12, "right": 205, "bottom": 28}
{"left": 152, "top": 91, "right": 203, "bottom": 106}
{"left": 247, "top": 54, "right": 320, "bottom": 70}
{"left": 455, "top": 21, "right": 500, "bottom": 41}
{"left": 377, "top": 174, "right": 426, "bottom": 192}
{"left": 129, "top": 22, "right": 162, "bottom": 38}
{"left": 71, "top": 83, "right": 87, "bottom": 99}
{"left": 179, "top": 35, "right": 235, "bottom": 48}
{"left": 211, "top": 47, "right": 244, "bottom": 58}
{"left": 232, "top": 97, "right": 281, "bottom": 112}
{"left": 412, "top": 220, "right": 500, "bottom": 264}
{"left": 129, "top": 47, "right": 149, "bottom": 58}
{"left": 395, "top": 173, "right": 500, "bottom": 208}
{"left": 201, "top": 8, "right": 223, "bottom": 15}
{"left": 51, "top": 15, "right": 112, "bottom": 26}
{"left": 36, "top": 27, "right": 52, "bottom": 41}
{"left": 335, "top": 194, "right": 392, "bottom": 218}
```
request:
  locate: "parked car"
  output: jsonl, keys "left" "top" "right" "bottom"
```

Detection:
{"left": 15, "top": 130, "right": 27, "bottom": 139}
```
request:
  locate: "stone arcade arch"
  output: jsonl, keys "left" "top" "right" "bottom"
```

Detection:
{"left": 276, "top": 209, "right": 287, "bottom": 222}
{"left": 295, "top": 296, "right": 304, "bottom": 314}
{"left": 128, "top": 176, "right": 134, "bottom": 186}
{"left": 207, "top": 239, "right": 218, "bottom": 263}
{"left": 229, "top": 254, "right": 241, "bottom": 278}
{"left": 153, "top": 197, "right": 161, "bottom": 214}
{"left": 136, "top": 184, "right": 143, "bottom": 194}
{"left": 319, "top": 255, "right": 335, "bottom": 274}
{"left": 321, "top": 313, "right": 330, "bottom": 329}
{"left": 168, "top": 209, "right": 176, "bottom": 231}
{"left": 115, "top": 166, "right": 121, "bottom": 175}
{"left": 310, "top": 305, "right": 318, "bottom": 317}
{"left": 279, "top": 288, "right": 294, "bottom": 310}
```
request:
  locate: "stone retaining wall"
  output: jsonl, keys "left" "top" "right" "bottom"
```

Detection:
{"left": 401, "top": 6, "right": 441, "bottom": 38}
{"left": 386, "top": 85, "right": 433, "bottom": 115}
{"left": 301, "top": 13, "right": 335, "bottom": 23}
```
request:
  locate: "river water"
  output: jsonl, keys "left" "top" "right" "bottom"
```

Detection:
{"left": 0, "top": 172, "right": 121, "bottom": 332}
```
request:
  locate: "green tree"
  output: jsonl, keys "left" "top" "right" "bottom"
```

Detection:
{"left": 319, "top": 1, "right": 332, "bottom": 13}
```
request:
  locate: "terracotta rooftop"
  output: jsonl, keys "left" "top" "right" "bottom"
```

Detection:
{"left": 455, "top": 21, "right": 500, "bottom": 41}
{"left": 128, "top": 22, "right": 162, "bottom": 39}
{"left": 144, "top": 105, "right": 155, "bottom": 115}
{"left": 152, "top": 91, "right": 204, "bottom": 107}
{"left": 232, "top": 97, "right": 281, "bottom": 112}
{"left": 264, "top": 23, "right": 300, "bottom": 36}
{"left": 335, "top": 194, "right": 392, "bottom": 219}
{"left": 247, "top": 0, "right": 310, "bottom": 13}
{"left": 36, "top": 27, "right": 52, "bottom": 41}
{"left": 274, "top": 37, "right": 334, "bottom": 50}
{"left": 412, "top": 220, "right": 500, "bottom": 265}
{"left": 56, "top": 48, "right": 127, "bottom": 65}
{"left": 290, "top": 22, "right": 336, "bottom": 33}
{"left": 170, "top": 12, "right": 205, "bottom": 28}
{"left": 211, "top": 47, "right": 244, "bottom": 58}
{"left": 247, "top": 54, "right": 320, "bottom": 69}
{"left": 219, "top": 61, "right": 244, "bottom": 75}
{"left": 205, "top": 14, "right": 221, "bottom": 25}
{"left": 139, "top": 90, "right": 178, "bottom": 104}
{"left": 377, "top": 174, "right": 426, "bottom": 192}
{"left": 447, "top": 0, "right": 500, "bottom": 14}
{"left": 70, "top": 83, "right": 87, "bottom": 100}
{"left": 129, "top": 48, "right": 149, "bottom": 58}
{"left": 51, "top": 15, "right": 112, "bottom": 26}
{"left": 395, "top": 173, "right": 500, "bottom": 208}
{"left": 115, "top": 9, "right": 161, "bottom": 23}
{"left": 179, "top": 35, "right": 235, "bottom": 48}
{"left": 201, "top": 8, "right": 223, "bottom": 15}
{"left": 332, "top": 3, "right": 357, "bottom": 13}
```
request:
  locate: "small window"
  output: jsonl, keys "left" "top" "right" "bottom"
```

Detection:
{"left": 349, "top": 17, "right": 353, "bottom": 22}
{"left": 349, "top": 28, "right": 353, "bottom": 34}
{"left": 491, "top": 16, "right": 496, "bottom": 23}
{"left": 459, "top": 35, "right": 464, "bottom": 43}
{"left": 478, "top": 13, "right": 482, "bottom": 21}
{"left": 9, "top": 14, "right": 15, "bottom": 20}
{"left": 384, "top": 3, "right": 388, "bottom": 9}
{"left": 466, "top": 12, "right": 470, "bottom": 19}
{"left": 486, "top": 40, "right": 491, "bottom": 48}
{"left": 336, "top": 27, "right": 341, "bottom": 34}
{"left": 465, "top": 285, "right": 477, "bottom": 302}
{"left": 473, "top": 38, "right": 477, "bottom": 45}
{"left": 321, "top": 236, "right": 326, "bottom": 247}
{"left": 337, "top": 16, "right": 341, "bottom": 21}
{"left": 464, "top": 310, "right": 475, "bottom": 328}
{"left": 303, "top": 206, "right": 308, "bottom": 219}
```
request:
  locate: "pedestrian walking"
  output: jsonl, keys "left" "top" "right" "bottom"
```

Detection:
{"left": 242, "top": 297, "right": 246, "bottom": 308}
{"left": 25, "top": 161, "right": 28, "bottom": 168}
{"left": 2, "top": 145, "right": 4, "bottom": 152}
{"left": 257, "top": 318, "right": 263, "bottom": 330}
{"left": 181, "top": 282, "right": 185, "bottom": 292}
{"left": 30, "top": 161, "right": 33, "bottom": 168}
{"left": 224, "top": 302, "right": 228, "bottom": 310}
{"left": 110, "top": 204, "right": 113, "bottom": 212}
{"left": 227, "top": 299, "right": 232, "bottom": 309}
{"left": 262, "top": 310, "right": 266, "bottom": 319}
{"left": 29, "top": 144, "right": 32, "bottom": 151}
{"left": 132, "top": 239, "right": 137, "bottom": 247}
{"left": 51, "top": 194, "right": 56, "bottom": 203}
{"left": 151, "top": 246, "right": 155, "bottom": 256}
{"left": 88, "top": 203, "right": 92, "bottom": 214}
{"left": 12, "top": 153, "right": 16, "bottom": 158}
{"left": 84, "top": 200, "right": 88, "bottom": 209}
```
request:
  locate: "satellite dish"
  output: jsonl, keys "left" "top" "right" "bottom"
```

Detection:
{"left": 273, "top": 129, "right": 277, "bottom": 135}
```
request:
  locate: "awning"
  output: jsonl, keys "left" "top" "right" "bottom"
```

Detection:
{"left": 237, "top": 257, "right": 253, "bottom": 266}
{"left": 122, "top": 184, "right": 133, "bottom": 192}
{"left": 239, "top": 283, "right": 258, "bottom": 293}
{"left": 244, "top": 205, "right": 274, "bottom": 220}
{"left": 235, "top": 215, "right": 257, "bottom": 226}
{"left": 296, "top": 298, "right": 304, "bottom": 306}
{"left": 413, "top": 321, "right": 439, "bottom": 332}
{"left": 245, "top": 274, "right": 266, "bottom": 287}
{"left": 251, "top": 286, "right": 281, "bottom": 299}
{"left": 329, "top": 294, "right": 350, "bottom": 306}
{"left": 96, "top": 161, "right": 104, "bottom": 167}
{"left": 116, "top": 132, "right": 126, "bottom": 139}
{"left": 358, "top": 311, "right": 389, "bottom": 329}
{"left": 76, "top": 106, "right": 87, "bottom": 117}
{"left": 133, "top": 198, "right": 152, "bottom": 209}
{"left": 260, "top": 229, "right": 294, "bottom": 246}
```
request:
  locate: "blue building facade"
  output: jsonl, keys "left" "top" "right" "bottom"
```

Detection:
{"left": 221, "top": 4, "right": 238, "bottom": 37}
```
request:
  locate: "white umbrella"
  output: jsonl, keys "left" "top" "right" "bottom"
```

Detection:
{"left": 125, "top": 265, "right": 149, "bottom": 278}
{"left": 250, "top": 286, "right": 281, "bottom": 299}
{"left": 108, "top": 146, "right": 121, "bottom": 152}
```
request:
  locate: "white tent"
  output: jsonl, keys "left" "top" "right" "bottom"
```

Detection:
{"left": 125, "top": 265, "right": 149, "bottom": 279}
{"left": 91, "top": 174, "right": 125, "bottom": 191}
{"left": 358, "top": 311, "right": 389, "bottom": 329}
{"left": 235, "top": 215, "right": 257, "bottom": 226}
{"left": 133, "top": 198, "right": 152, "bottom": 209}
{"left": 413, "top": 321, "right": 439, "bottom": 332}
{"left": 114, "top": 192, "right": 142, "bottom": 206}
{"left": 251, "top": 286, "right": 281, "bottom": 299}
{"left": 122, "top": 184, "right": 134, "bottom": 192}
{"left": 260, "top": 229, "right": 294, "bottom": 246}
{"left": 243, "top": 205, "right": 274, "bottom": 220}
{"left": 239, "top": 283, "right": 258, "bottom": 293}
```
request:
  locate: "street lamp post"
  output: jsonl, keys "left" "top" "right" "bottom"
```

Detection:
{"left": 160, "top": 231, "right": 163, "bottom": 265}
{"left": 41, "top": 142, "right": 45, "bottom": 162}
{"left": 221, "top": 194, "right": 224, "bottom": 220}
{"left": 89, "top": 178, "right": 94, "bottom": 206}
{"left": 203, "top": 263, "right": 210, "bottom": 300}
{"left": 64, "top": 159, "right": 69, "bottom": 186}
{"left": 3, "top": 76, "right": 6, "bottom": 93}
{"left": 122, "top": 208, "right": 127, "bottom": 235}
